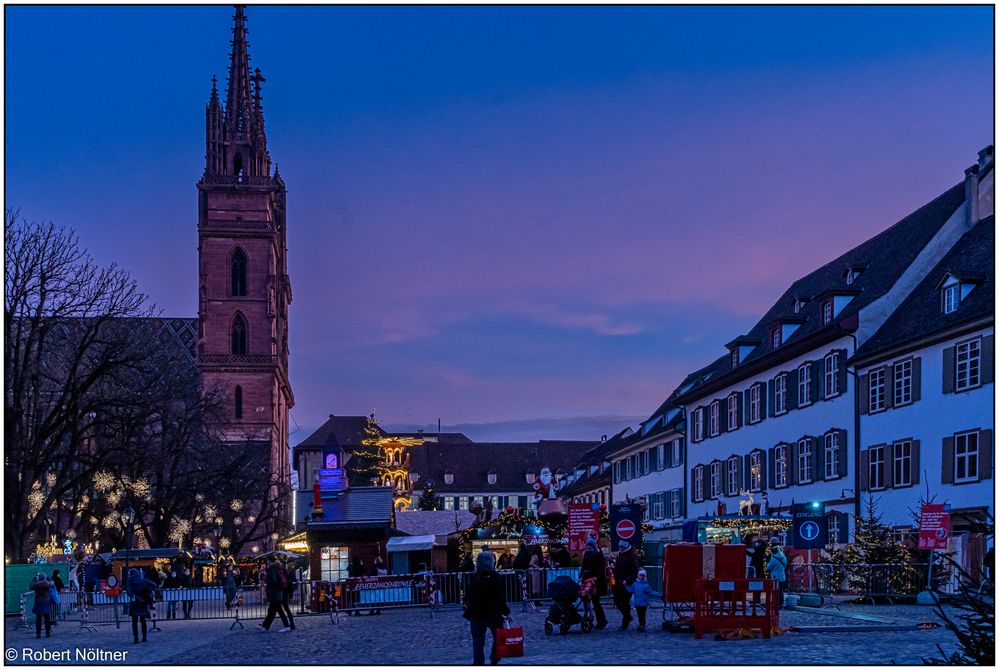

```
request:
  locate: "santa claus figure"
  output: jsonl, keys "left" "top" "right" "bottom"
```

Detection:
{"left": 532, "top": 467, "right": 560, "bottom": 507}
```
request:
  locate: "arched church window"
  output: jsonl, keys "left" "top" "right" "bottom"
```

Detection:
{"left": 233, "top": 152, "right": 243, "bottom": 177}
{"left": 234, "top": 385, "right": 243, "bottom": 420}
{"left": 231, "top": 248, "right": 247, "bottom": 297}
{"left": 231, "top": 314, "right": 247, "bottom": 355}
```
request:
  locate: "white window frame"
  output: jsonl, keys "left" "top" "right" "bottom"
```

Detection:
{"left": 709, "top": 402, "right": 720, "bottom": 436}
{"left": 653, "top": 493, "right": 664, "bottom": 519}
{"left": 775, "top": 444, "right": 788, "bottom": 488}
{"left": 749, "top": 384, "right": 761, "bottom": 423}
{"left": 823, "top": 300, "right": 833, "bottom": 324}
{"left": 869, "top": 446, "right": 885, "bottom": 490}
{"left": 798, "top": 438, "right": 813, "bottom": 484}
{"left": 824, "top": 432, "right": 840, "bottom": 479}
{"left": 772, "top": 327, "right": 782, "bottom": 349}
{"left": 458, "top": 496, "right": 469, "bottom": 510}
{"left": 893, "top": 440, "right": 912, "bottom": 487}
{"left": 824, "top": 351, "right": 840, "bottom": 397}
{"left": 956, "top": 339, "right": 982, "bottom": 392}
{"left": 727, "top": 457, "right": 739, "bottom": 495}
{"left": 869, "top": 367, "right": 886, "bottom": 413}
{"left": 727, "top": 394, "right": 739, "bottom": 430}
{"left": 672, "top": 440, "right": 682, "bottom": 467}
{"left": 943, "top": 283, "right": 960, "bottom": 314}
{"left": 710, "top": 462, "right": 722, "bottom": 498}
{"left": 955, "top": 431, "right": 979, "bottom": 483}
{"left": 693, "top": 465, "right": 704, "bottom": 501}
{"left": 893, "top": 359, "right": 913, "bottom": 406}
{"left": 731, "top": 349, "right": 739, "bottom": 367}
{"left": 775, "top": 373, "right": 788, "bottom": 415}
{"left": 798, "top": 363, "right": 812, "bottom": 406}
{"left": 487, "top": 472, "right": 497, "bottom": 485}
{"left": 444, "top": 471, "right": 454, "bottom": 485}
{"left": 670, "top": 489, "right": 681, "bottom": 518}
{"left": 827, "top": 514, "right": 840, "bottom": 544}
{"left": 749, "top": 451, "right": 762, "bottom": 491}
{"left": 693, "top": 408, "right": 704, "bottom": 442}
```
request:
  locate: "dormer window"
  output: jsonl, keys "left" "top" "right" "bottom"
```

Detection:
{"left": 822, "top": 300, "right": 834, "bottom": 325}
{"left": 443, "top": 470, "right": 454, "bottom": 485}
{"left": 731, "top": 349, "right": 739, "bottom": 367}
{"left": 487, "top": 471, "right": 497, "bottom": 485}
{"left": 771, "top": 327, "right": 782, "bottom": 349}
{"left": 942, "top": 282, "right": 960, "bottom": 314}
{"left": 843, "top": 266, "right": 864, "bottom": 285}
{"left": 525, "top": 471, "right": 535, "bottom": 484}
{"left": 793, "top": 297, "right": 807, "bottom": 314}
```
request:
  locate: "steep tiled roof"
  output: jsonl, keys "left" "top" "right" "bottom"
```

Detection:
{"left": 395, "top": 510, "right": 477, "bottom": 536}
{"left": 856, "top": 216, "right": 994, "bottom": 361}
{"left": 675, "top": 180, "right": 967, "bottom": 403}
{"left": 409, "top": 440, "right": 597, "bottom": 493}
{"left": 295, "top": 415, "right": 377, "bottom": 450}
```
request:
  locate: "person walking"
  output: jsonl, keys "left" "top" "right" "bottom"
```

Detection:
{"left": 747, "top": 537, "right": 767, "bottom": 579}
{"left": 767, "top": 545, "right": 789, "bottom": 608}
{"left": 126, "top": 568, "right": 158, "bottom": 644}
{"left": 625, "top": 569, "right": 661, "bottom": 632}
{"left": 281, "top": 560, "right": 298, "bottom": 629}
{"left": 612, "top": 541, "right": 639, "bottom": 630}
{"left": 29, "top": 572, "right": 54, "bottom": 639}
{"left": 257, "top": 556, "right": 291, "bottom": 632}
{"left": 463, "top": 551, "right": 511, "bottom": 665}
{"left": 581, "top": 538, "right": 608, "bottom": 629}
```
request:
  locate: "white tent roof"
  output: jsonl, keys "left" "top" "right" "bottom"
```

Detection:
{"left": 386, "top": 535, "right": 436, "bottom": 552}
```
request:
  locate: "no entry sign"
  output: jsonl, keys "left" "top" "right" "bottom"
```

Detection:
{"left": 609, "top": 503, "right": 643, "bottom": 551}
{"left": 616, "top": 519, "right": 636, "bottom": 539}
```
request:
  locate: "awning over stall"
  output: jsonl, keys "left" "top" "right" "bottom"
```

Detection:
{"left": 386, "top": 535, "right": 435, "bottom": 552}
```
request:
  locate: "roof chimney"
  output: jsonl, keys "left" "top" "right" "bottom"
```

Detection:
{"left": 978, "top": 145, "right": 994, "bottom": 174}
{"left": 965, "top": 163, "right": 981, "bottom": 228}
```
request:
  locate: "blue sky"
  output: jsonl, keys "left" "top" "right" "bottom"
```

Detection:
{"left": 5, "top": 5, "right": 994, "bottom": 442}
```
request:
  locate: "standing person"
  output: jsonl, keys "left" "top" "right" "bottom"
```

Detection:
{"left": 463, "top": 550, "right": 511, "bottom": 665}
{"left": 581, "top": 538, "right": 608, "bottom": 629}
{"left": 29, "top": 572, "right": 54, "bottom": 639}
{"left": 747, "top": 537, "right": 767, "bottom": 579}
{"left": 164, "top": 570, "right": 179, "bottom": 619}
{"left": 349, "top": 555, "right": 366, "bottom": 578}
{"left": 178, "top": 567, "right": 195, "bottom": 619}
{"left": 257, "top": 556, "right": 291, "bottom": 632}
{"left": 280, "top": 560, "right": 297, "bottom": 630}
{"left": 223, "top": 568, "right": 238, "bottom": 609}
{"left": 551, "top": 545, "right": 572, "bottom": 568}
{"left": 126, "top": 568, "right": 157, "bottom": 644}
{"left": 372, "top": 556, "right": 388, "bottom": 576}
{"left": 512, "top": 543, "right": 530, "bottom": 571}
{"left": 612, "top": 541, "right": 639, "bottom": 630}
{"left": 460, "top": 552, "right": 475, "bottom": 572}
{"left": 49, "top": 569, "right": 65, "bottom": 624}
{"left": 68, "top": 555, "right": 80, "bottom": 591}
{"left": 529, "top": 547, "right": 544, "bottom": 601}
{"left": 767, "top": 545, "right": 789, "bottom": 608}
{"left": 625, "top": 569, "right": 661, "bottom": 632}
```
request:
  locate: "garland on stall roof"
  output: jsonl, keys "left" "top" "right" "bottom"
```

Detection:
{"left": 709, "top": 517, "right": 793, "bottom": 531}
{"left": 459, "top": 508, "right": 625, "bottom": 545}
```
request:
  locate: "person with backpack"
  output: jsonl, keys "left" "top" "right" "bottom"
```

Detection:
{"left": 280, "top": 559, "right": 297, "bottom": 630}
{"left": 257, "top": 555, "right": 291, "bottom": 632}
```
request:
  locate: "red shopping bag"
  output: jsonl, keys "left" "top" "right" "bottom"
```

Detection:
{"left": 495, "top": 622, "right": 525, "bottom": 658}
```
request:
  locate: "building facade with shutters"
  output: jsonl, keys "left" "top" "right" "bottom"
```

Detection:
{"left": 672, "top": 146, "right": 993, "bottom": 543}
{"left": 854, "top": 212, "right": 993, "bottom": 536}
{"left": 608, "top": 405, "right": 688, "bottom": 542}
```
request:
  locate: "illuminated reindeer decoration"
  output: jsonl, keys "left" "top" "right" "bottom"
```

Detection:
{"left": 738, "top": 490, "right": 755, "bottom": 516}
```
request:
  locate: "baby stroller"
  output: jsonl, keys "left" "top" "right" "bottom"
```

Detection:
{"left": 544, "top": 575, "right": 594, "bottom": 635}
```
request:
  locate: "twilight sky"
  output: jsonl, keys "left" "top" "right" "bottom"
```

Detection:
{"left": 6, "top": 5, "right": 994, "bottom": 443}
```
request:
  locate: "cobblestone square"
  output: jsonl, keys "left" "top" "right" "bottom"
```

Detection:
{"left": 6, "top": 603, "right": 958, "bottom": 665}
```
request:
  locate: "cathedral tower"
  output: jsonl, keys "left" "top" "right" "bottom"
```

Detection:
{"left": 197, "top": 6, "right": 293, "bottom": 527}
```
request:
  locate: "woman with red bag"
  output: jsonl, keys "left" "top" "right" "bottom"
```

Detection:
{"left": 463, "top": 551, "right": 511, "bottom": 665}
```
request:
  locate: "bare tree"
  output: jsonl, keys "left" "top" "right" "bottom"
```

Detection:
{"left": 5, "top": 211, "right": 153, "bottom": 560}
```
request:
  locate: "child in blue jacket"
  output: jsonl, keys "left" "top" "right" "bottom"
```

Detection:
{"left": 625, "top": 569, "right": 661, "bottom": 631}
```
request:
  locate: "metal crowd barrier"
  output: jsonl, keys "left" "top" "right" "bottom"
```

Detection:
{"left": 19, "top": 567, "right": 613, "bottom": 627}
{"left": 787, "top": 563, "right": 933, "bottom": 599}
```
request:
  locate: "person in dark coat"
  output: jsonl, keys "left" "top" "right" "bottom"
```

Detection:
{"left": 348, "top": 555, "right": 366, "bottom": 578}
{"left": 512, "top": 543, "right": 530, "bottom": 570}
{"left": 747, "top": 537, "right": 767, "bottom": 579}
{"left": 177, "top": 568, "right": 194, "bottom": 619}
{"left": 222, "top": 568, "right": 238, "bottom": 609}
{"left": 126, "top": 568, "right": 158, "bottom": 643}
{"left": 551, "top": 545, "right": 572, "bottom": 568}
{"left": 581, "top": 538, "right": 608, "bottom": 629}
{"left": 280, "top": 560, "right": 298, "bottom": 629}
{"left": 460, "top": 552, "right": 475, "bottom": 572}
{"left": 257, "top": 556, "right": 291, "bottom": 632}
{"left": 463, "top": 550, "right": 511, "bottom": 665}
{"left": 29, "top": 573, "right": 54, "bottom": 639}
{"left": 612, "top": 541, "right": 640, "bottom": 630}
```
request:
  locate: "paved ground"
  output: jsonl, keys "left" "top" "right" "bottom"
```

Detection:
{"left": 5, "top": 603, "right": 958, "bottom": 665}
